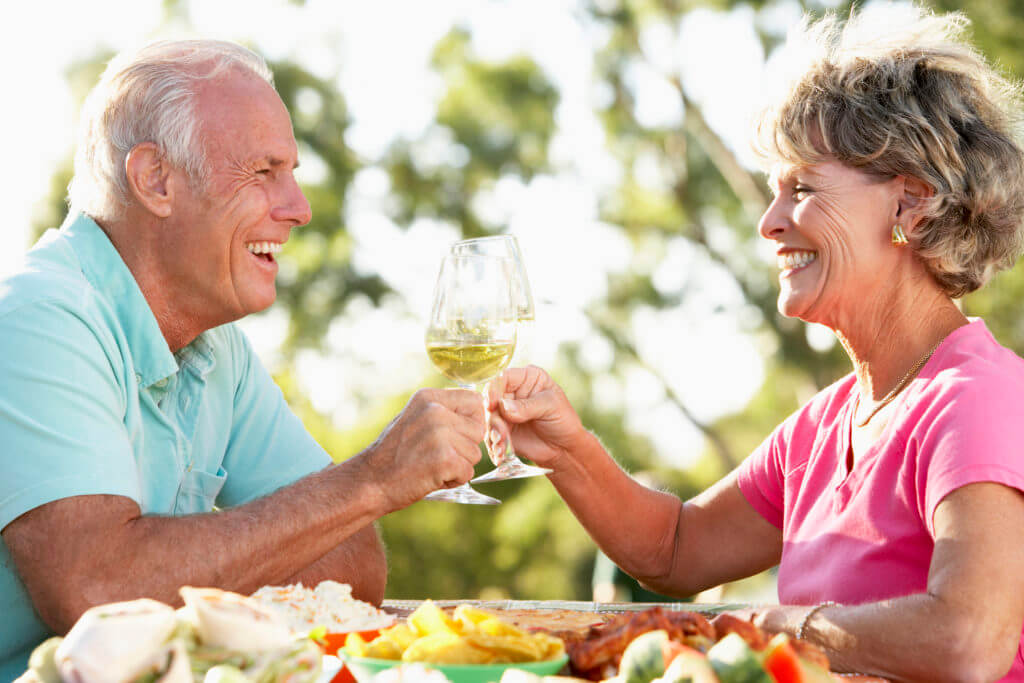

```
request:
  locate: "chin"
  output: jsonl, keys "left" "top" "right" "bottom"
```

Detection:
{"left": 777, "top": 294, "right": 814, "bottom": 323}
{"left": 776, "top": 289, "right": 801, "bottom": 318}
{"left": 240, "top": 289, "right": 277, "bottom": 317}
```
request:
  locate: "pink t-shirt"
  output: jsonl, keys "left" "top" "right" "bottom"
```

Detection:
{"left": 737, "top": 319, "right": 1024, "bottom": 678}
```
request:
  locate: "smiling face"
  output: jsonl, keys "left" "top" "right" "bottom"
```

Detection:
{"left": 160, "top": 68, "right": 311, "bottom": 330}
{"left": 758, "top": 159, "right": 905, "bottom": 328}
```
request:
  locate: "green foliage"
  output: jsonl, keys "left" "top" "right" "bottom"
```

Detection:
{"left": 382, "top": 29, "right": 558, "bottom": 237}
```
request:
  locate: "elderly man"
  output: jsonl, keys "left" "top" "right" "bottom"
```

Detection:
{"left": 0, "top": 40, "right": 487, "bottom": 677}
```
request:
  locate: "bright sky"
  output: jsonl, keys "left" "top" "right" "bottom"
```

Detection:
{"left": 0, "top": 0, "right": 796, "bottom": 468}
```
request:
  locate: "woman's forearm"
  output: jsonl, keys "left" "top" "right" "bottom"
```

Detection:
{"left": 547, "top": 430, "right": 683, "bottom": 585}
{"left": 757, "top": 594, "right": 1017, "bottom": 682}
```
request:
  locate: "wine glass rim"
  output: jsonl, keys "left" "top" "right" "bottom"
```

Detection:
{"left": 441, "top": 252, "right": 514, "bottom": 264}
{"left": 452, "top": 235, "right": 519, "bottom": 245}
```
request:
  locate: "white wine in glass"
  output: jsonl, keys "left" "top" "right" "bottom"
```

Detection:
{"left": 422, "top": 253, "right": 517, "bottom": 505}
{"left": 426, "top": 342, "right": 517, "bottom": 385}
{"left": 449, "top": 235, "right": 551, "bottom": 483}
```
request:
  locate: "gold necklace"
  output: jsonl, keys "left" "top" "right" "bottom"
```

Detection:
{"left": 855, "top": 339, "right": 943, "bottom": 428}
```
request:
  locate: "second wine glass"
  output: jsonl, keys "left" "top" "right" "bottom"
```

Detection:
{"left": 450, "top": 235, "right": 552, "bottom": 483}
{"left": 422, "top": 253, "right": 517, "bottom": 504}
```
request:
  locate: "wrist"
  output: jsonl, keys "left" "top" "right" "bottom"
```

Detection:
{"left": 795, "top": 601, "right": 839, "bottom": 642}
{"left": 331, "top": 450, "right": 396, "bottom": 518}
{"left": 549, "top": 427, "right": 597, "bottom": 472}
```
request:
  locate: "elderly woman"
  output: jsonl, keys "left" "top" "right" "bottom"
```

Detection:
{"left": 489, "top": 5, "right": 1024, "bottom": 681}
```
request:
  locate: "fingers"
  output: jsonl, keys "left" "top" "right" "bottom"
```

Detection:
{"left": 414, "top": 428, "right": 481, "bottom": 492}
{"left": 439, "top": 457, "right": 477, "bottom": 489}
{"left": 409, "top": 388, "right": 486, "bottom": 440}
{"left": 432, "top": 387, "right": 486, "bottom": 420}
{"left": 486, "top": 373, "right": 508, "bottom": 408}
{"left": 445, "top": 432, "right": 484, "bottom": 474}
{"left": 407, "top": 389, "right": 486, "bottom": 463}
{"left": 489, "top": 414, "right": 513, "bottom": 458}
{"left": 488, "top": 365, "right": 553, "bottom": 409}
{"left": 497, "top": 392, "right": 556, "bottom": 424}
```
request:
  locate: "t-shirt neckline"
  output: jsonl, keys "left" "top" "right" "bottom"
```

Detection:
{"left": 835, "top": 319, "right": 981, "bottom": 487}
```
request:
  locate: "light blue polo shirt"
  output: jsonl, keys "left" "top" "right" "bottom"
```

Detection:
{"left": 0, "top": 213, "right": 332, "bottom": 679}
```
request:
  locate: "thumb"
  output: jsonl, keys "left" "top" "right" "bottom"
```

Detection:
{"left": 500, "top": 394, "right": 552, "bottom": 423}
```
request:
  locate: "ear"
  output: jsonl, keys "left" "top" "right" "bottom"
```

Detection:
{"left": 125, "top": 143, "right": 175, "bottom": 218}
{"left": 895, "top": 175, "right": 934, "bottom": 235}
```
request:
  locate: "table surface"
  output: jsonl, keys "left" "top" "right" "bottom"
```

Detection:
{"left": 381, "top": 599, "right": 747, "bottom": 614}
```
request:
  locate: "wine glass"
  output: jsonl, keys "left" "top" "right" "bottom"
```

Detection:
{"left": 422, "top": 253, "right": 518, "bottom": 504}
{"left": 450, "top": 236, "right": 552, "bottom": 483}
{"left": 451, "top": 236, "right": 534, "bottom": 322}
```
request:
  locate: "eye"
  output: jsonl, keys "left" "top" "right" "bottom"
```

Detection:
{"left": 792, "top": 185, "right": 812, "bottom": 202}
{"left": 256, "top": 168, "right": 271, "bottom": 176}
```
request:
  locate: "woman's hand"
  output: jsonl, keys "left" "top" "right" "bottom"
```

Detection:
{"left": 486, "top": 365, "right": 588, "bottom": 472}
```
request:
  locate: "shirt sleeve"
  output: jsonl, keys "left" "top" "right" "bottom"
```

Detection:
{"left": 736, "top": 423, "right": 788, "bottom": 530}
{"left": 217, "top": 328, "right": 331, "bottom": 507}
{"left": 0, "top": 300, "right": 139, "bottom": 531}
{"left": 913, "top": 375, "right": 1024, "bottom": 538}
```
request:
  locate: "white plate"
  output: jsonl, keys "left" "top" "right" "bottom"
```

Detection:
{"left": 317, "top": 654, "right": 343, "bottom": 683}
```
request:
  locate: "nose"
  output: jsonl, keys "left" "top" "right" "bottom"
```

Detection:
{"left": 758, "top": 195, "right": 789, "bottom": 241}
{"left": 271, "top": 173, "right": 312, "bottom": 227}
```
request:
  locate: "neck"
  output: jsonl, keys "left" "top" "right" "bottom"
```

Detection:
{"left": 98, "top": 211, "right": 211, "bottom": 353}
{"left": 833, "top": 277, "right": 967, "bottom": 403}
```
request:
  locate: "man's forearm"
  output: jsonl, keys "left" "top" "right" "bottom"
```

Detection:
{"left": 115, "top": 460, "right": 384, "bottom": 601}
{"left": 7, "top": 456, "right": 391, "bottom": 631}
{"left": 288, "top": 524, "right": 387, "bottom": 605}
{"left": 7, "top": 387, "right": 491, "bottom": 633}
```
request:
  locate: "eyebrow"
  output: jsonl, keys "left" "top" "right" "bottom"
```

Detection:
{"left": 769, "top": 165, "right": 816, "bottom": 186}
{"left": 264, "top": 156, "right": 300, "bottom": 170}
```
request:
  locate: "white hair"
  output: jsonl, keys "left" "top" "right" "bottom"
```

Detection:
{"left": 68, "top": 39, "right": 274, "bottom": 221}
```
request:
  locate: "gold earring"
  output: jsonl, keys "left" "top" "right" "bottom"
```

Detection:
{"left": 891, "top": 223, "right": 909, "bottom": 245}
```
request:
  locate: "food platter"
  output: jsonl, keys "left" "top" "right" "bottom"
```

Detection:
{"left": 379, "top": 600, "right": 748, "bottom": 634}
{"left": 20, "top": 589, "right": 889, "bottom": 682}
{"left": 341, "top": 653, "right": 569, "bottom": 683}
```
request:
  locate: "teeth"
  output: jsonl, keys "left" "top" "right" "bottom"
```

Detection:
{"left": 246, "top": 241, "right": 283, "bottom": 255}
{"left": 777, "top": 251, "right": 817, "bottom": 270}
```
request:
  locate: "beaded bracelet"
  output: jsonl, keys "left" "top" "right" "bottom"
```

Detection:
{"left": 794, "top": 602, "right": 862, "bottom": 678}
{"left": 795, "top": 600, "right": 838, "bottom": 641}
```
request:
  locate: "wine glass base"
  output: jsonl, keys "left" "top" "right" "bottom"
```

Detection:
{"left": 423, "top": 484, "right": 501, "bottom": 505}
{"left": 471, "top": 457, "right": 552, "bottom": 484}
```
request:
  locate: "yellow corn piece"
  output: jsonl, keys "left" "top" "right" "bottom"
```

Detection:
{"left": 453, "top": 605, "right": 499, "bottom": 629}
{"left": 343, "top": 632, "right": 370, "bottom": 657}
{"left": 364, "top": 637, "right": 403, "bottom": 660}
{"left": 381, "top": 623, "right": 418, "bottom": 651}
{"left": 477, "top": 617, "right": 526, "bottom": 638}
{"left": 462, "top": 632, "right": 543, "bottom": 663}
{"left": 408, "top": 600, "right": 459, "bottom": 637}
{"left": 534, "top": 633, "right": 566, "bottom": 660}
{"left": 402, "top": 633, "right": 495, "bottom": 665}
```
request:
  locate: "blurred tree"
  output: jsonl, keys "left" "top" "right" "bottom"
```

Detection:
{"left": 29, "top": 0, "right": 1024, "bottom": 605}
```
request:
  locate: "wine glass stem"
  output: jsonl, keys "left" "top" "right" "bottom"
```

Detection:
{"left": 461, "top": 381, "right": 503, "bottom": 466}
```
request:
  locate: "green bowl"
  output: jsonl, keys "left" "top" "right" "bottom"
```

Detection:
{"left": 341, "top": 653, "right": 569, "bottom": 683}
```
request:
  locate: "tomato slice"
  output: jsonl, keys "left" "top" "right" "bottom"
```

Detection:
{"left": 329, "top": 665, "right": 358, "bottom": 683}
{"left": 321, "top": 629, "right": 381, "bottom": 656}
{"left": 764, "top": 639, "right": 804, "bottom": 683}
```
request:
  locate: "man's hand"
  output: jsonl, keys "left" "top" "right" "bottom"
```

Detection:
{"left": 357, "top": 388, "right": 487, "bottom": 510}
{"left": 485, "top": 365, "right": 588, "bottom": 473}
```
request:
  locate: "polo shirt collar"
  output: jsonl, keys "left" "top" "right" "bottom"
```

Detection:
{"left": 61, "top": 212, "right": 180, "bottom": 388}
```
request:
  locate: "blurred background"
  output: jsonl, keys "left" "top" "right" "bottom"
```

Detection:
{"left": 3, "top": 0, "right": 1023, "bottom": 604}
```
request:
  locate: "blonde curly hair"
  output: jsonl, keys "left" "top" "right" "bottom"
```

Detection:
{"left": 753, "top": 3, "right": 1024, "bottom": 297}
